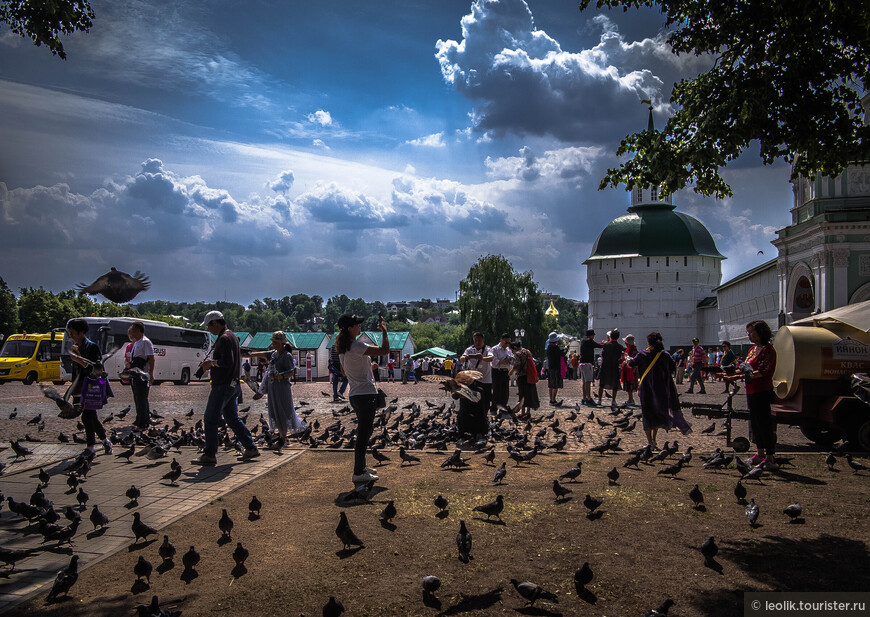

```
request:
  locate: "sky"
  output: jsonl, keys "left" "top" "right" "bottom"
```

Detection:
{"left": 0, "top": 0, "right": 791, "bottom": 305}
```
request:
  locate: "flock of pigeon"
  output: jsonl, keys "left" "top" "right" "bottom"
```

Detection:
{"left": 2, "top": 390, "right": 869, "bottom": 616}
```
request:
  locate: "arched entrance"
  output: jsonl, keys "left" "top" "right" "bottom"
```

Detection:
{"left": 792, "top": 275, "right": 815, "bottom": 313}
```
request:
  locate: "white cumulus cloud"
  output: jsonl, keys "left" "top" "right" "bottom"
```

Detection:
{"left": 307, "top": 109, "right": 333, "bottom": 126}
{"left": 404, "top": 132, "right": 446, "bottom": 148}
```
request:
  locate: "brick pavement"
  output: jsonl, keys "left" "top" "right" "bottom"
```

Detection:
{"left": 0, "top": 443, "right": 303, "bottom": 613}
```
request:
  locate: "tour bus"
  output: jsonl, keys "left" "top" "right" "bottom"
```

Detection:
{"left": 0, "top": 332, "right": 65, "bottom": 385}
{"left": 59, "top": 317, "right": 210, "bottom": 385}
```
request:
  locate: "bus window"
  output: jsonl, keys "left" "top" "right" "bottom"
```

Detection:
{"left": 1, "top": 340, "right": 37, "bottom": 358}
{"left": 49, "top": 339, "right": 63, "bottom": 361}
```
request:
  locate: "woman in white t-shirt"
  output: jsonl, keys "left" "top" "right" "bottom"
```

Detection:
{"left": 336, "top": 313, "right": 390, "bottom": 483}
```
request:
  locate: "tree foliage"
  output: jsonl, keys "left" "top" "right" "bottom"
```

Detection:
{"left": 0, "top": 277, "right": 19, "bottom": 339}
{"left": 458, "top": 255, "right": 546, "bottom": 356}
{"left": 580, "top": 0, "right": 870, "bottom": 198}
{"left": 0, "top": 0, "right": 94, "bottom": 59}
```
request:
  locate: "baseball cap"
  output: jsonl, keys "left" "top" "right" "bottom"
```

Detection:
{"left": 337, "top": 314, "right": 366, "bottom": 330}
{"left": 201, "top": 310, "right": 224, "bottom": 327}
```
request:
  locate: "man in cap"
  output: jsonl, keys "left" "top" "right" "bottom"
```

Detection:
{"left": 579, "top": 329, "right": 603, "bottom": 406}
{"left": 193, "top": 311, "right": 259, "bottom": 465}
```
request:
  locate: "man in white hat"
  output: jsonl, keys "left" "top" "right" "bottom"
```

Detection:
{"left": 193, "top": 311, "right": 259, "bottom": 465}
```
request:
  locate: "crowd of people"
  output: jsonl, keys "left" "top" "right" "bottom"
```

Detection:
{"left": 58, "top": 310, "right": 779, "bottom": 482}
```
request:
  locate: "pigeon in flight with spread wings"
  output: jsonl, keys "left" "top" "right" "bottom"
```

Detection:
{"left": 77, "top": 267, "right": 150, "bottom": 303}
{"left": 422, "top": 370, "right": 482, "bottom": 402}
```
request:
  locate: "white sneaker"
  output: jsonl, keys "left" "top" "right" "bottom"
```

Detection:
{"left": 103, "top": 439, "right": 113, "bottom": 455}
{"left": 352, "top": 471, "right": 378, "bottom": 483}
{"left": 364, "top": 466, "right": 377, "bottom": 474}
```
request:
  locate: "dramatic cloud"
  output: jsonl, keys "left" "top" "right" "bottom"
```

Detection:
{"left": 295, "top": 182, "right": 411, "bottom": 230}
{"left": 485, "top": 145, "right": 604, "bottom": 183}
{"left": 435, "top": 0, "right": 694, "bottom": 141}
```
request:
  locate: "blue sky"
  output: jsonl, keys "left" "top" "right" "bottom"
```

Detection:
{"left": 0, "top": 0, "right": 790, "bottom": 304}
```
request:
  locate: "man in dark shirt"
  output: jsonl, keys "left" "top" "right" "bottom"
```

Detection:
{"left": 579, "top": 329, "right": 604, "bottom": 406}
{"left": 597, "top": 330, "right": 624, "bottom": 410}
{"left": 192, "top": 311, "right": 258, "bottom": 466}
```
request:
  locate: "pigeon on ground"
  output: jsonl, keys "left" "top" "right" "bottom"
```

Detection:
{"left": 370, "top": 448, "right": 390, "bottom": 465}
{"left": 89, "top": 505, "right": 109, "bottom": 529}
{"left": 574, "top": 561, "right": 593, "bottom": 587}
{"left": 233, "top": 542, "right": 249, "bottom": 567}
{"left": 742, "top": 464, "right": 765, "bottom": 482}
{"left": 336, "top": 512, "right": 364, "bottom": 550}
{"left": 323, "top": 596, "right": 345, "bottom": 617}
{"left": 134, "top": 555, "right": 153, "bottom": 584}
{"left": 380, "top": 500, "right": 397, "bottom": 523}
{"left": 825, "top": 452, "right": 837, "bottom": 471}
{"left": 249, "top": 496, "right": 262, "bottom": 517}
{"left": 689, "top": 484, "right": 704, "bottom": 509}
{"left": 510, "top": 579, "right": 559, "bottom": 606}
{"left": 0, "top": 547, "right": 36, "bottom": 571}
{"left": 399, "top": 447, "right": 421, "bottom": 465}
{"left": 456, "top": 519, "right": 472, "bottom": 563}
{"left": 559, "top": 462, "right": 583, "bottom": 482}
{"left": 783, "top": 503, "right": 802, "bottom": 521}
{"left": 701, "top": 422, "right": 716, "bottom": 434}
{"left": 552, "top": 479, "right": 572, "bottom": 501}
{"left": 182, "top": 546, "right": 200, "bottom": 571}
{"left": 159, "top": 535, "right": 176, "bottom": 563}
{"left": 132, "top": 512, "right": 158, "bottom": 544}
{"left": 126, "top": 485, "right": 141, "bottom": 504}
{"left": 583, "top": 494, "right": 603, "bottom": 514}
{"left": 45, "top": 555, "right": 79, "bottom": 603}
{"left": 473, "top": 495, "right": 504, "bottom": 520}
{"left": 67, "top": 473, "right": 80, "bottom": 491}
{"left": 623, "top": 452, "right": 641, "bottom": 468}
{"left": 46, "top": 519, "right": 80, "bottom": 545}
{"left": 745, "top": 497, "right": 760, "bottom": 527}
{"left": 607, "top": 467, "right": 620, "bottom": 485}
{"left": 701, "top": 536, "right": 718, "bottom": 564}
{"left": 422, "top": 575, "right": 441, "bottom": 597}
{"left": 657, "top": 459, "right": 684, "bottom": 478}
{"left": 38, "top": 467, "right": 50, "bottom": 487}
{"left": 734, "top": 480, "right": 747, "bottom": 502}
{"left": 434, "top": 494, "right": 448, "bottom": 513}
{"left": 483, "top": 449, "right": 497, "bottom": 465}
{"left": 493, "top": 462, "right": 507, "bottom": 485}
{"left": 76, "top": 267, "right": 150, "bottom": 303}
{"left": 64, "top": 505, "right": 80, "bottom": 523}
{"left": 27, "top": 413, "right": 43, "bottom": 425}
{"left": 10, "top": 439, "right": 32, "bottom": 459}
{"left": 218, "top": 509, "right": 233, "bottom": 538}
{"left": 645, "top": 598, "right": 675, "bottom": 616}
{"left": 344, "top": 480, "right": 376, "bottom": 502}
{"left": 136, "top": 596, "right": 181, "bottom": 617}
{"left": 845, "top": 454, "right": 869, "bottom": 474}
{"left": 161, "top": 466, "right": 182, "bottom": 486}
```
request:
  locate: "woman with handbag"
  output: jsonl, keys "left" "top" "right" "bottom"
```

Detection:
{"left": 628, "top": 331, "right": 692, "bottom": 449}
{"left": 251, "top": 332, "right": 306, "bottom": 450}
{"left": 509, "top": 341, "right": 540, "bottom": 420}
{"left": 336, "top": 313, "right": 389, "bottom": 483}
{"left": 66, "top": 318, "right": 113, "bottom": 456}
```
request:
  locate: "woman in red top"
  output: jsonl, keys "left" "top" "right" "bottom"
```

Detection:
{"left": 727, "top": 320, "right": 778, "bottom": 470}
{"left": 621, "top": 334, "right": 638, "bottom": 406}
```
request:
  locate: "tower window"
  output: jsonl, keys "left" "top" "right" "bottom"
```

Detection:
{"left": 647, "top": 257, "right": 650, "bottom": 267}
{"left": 666, "top": 256, "right": 669, "bottom": 266}
{"left": 684, "top": 256, "right": 688, "bottom": 267}
{"left": 635, "top": 187, "right": 643, "bottom": 203}
{"left": 651, "top": 187, "right": 658, "bottom": 201}
{"left": 629, "top": 258, "right": 632, "bottom": 268}
{"left": 676, "top": 271, "right": 679, "bottom": 281}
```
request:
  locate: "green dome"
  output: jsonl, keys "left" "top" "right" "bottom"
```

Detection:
{"left": 587, "top": 203, "right": 724, "bottom": 260}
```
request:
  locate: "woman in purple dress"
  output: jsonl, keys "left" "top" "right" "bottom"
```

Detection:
{"left": 628, "top": 331, "right": 692, "bottom": 449}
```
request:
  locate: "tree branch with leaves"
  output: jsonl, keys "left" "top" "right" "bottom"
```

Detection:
{"left": 1, "top": 0, "right": 94, "bottom": 59}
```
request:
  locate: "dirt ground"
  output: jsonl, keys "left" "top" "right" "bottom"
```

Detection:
{"left": 8, "top": 447, "right": 870, "bottom": 617}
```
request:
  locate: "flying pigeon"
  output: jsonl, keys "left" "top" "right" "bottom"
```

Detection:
{"left": 76, "top": 267, "right": 151, "bottom": 303}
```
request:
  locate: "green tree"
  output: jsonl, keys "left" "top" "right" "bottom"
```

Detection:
{"left": 1, "top": 0, "right": 95, "bottom": 59}
{"left": 458, "top": 255, "right": 546, "bottom": 356}
{"left": 0, "top": 277, "right": 20, "bottom": 339}
{"left": 141, "top": 313, "right": 186, "bottom": 327}
{"left": 17, "top": 287, "right": 67, "bottom": 333}
{"left": 580, "top": 0, "right": 870, "bottom": 198}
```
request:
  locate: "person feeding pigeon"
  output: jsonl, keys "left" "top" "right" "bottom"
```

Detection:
{"left": 626, "top": 331, "right": 692, "bottom": 450}
{"left": 336, "top": 313, "right": 390, "bottom": 483}
{"left": 458, "top": 332, "right": 493, "bottom": 437}
{"left": 724, "top": 320, "right": 778, "bottom": 470}
{"left": 192, "top": 311, "right": 259, "bottom": 465}
{"left": 249, "top": 331, "right": 306, "bottom": 448}
{"left": 65, "top": 318, "right": 113, "bottom": 456}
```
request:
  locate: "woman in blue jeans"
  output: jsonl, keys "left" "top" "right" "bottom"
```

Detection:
{"left": 335, "top": 313, "right": 390, "bottom": 483}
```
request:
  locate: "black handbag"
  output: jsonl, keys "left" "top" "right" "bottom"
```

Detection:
{"left": 376, "top": 388, "right": 387, "bottom": 409}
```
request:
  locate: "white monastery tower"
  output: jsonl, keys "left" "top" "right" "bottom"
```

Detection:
{"left": 584, "top": 108, "right": 725, "bottom": 347}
